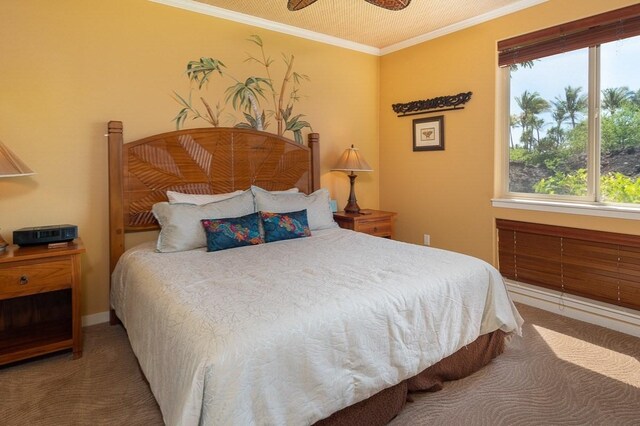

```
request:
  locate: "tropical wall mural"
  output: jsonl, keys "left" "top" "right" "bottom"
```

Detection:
{"left": 173, "top": 35, "right": 312, "bottom": 144}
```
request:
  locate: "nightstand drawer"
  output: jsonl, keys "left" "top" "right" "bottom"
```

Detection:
{"left": 0, "top": 258, "right": 72, "bottom": 297}
{"left": 356, "top": 220, "right": 391, "bottom": 237}
{"left": 334, "top": 209, "right": 397, "bottom": 239}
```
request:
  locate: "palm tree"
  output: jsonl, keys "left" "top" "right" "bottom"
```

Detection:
{"left": 555, "top": 86, "right": 587, "bottom": 128}
{"left": 509, "top": 60, "right": 535, "bottom": 73}
{"left": 630, "top": 89, "right": 640, "bottom": 108}
{"left": 531, "top": 116, "right": 546, "bottom": 148}
{"left": 546, "top": 127, "right": 565, "bottom": 149}
{"left": 509, "top": 114, "right": 520, "bottom": 148}
{"left": 515, "top": 90, "right": 549, "bottom": 150}
{"left": 550, "top": 100, "right": 567, "bottom": 147}
{"left": 602, "top": 87, "right": 631, "bottom": 115}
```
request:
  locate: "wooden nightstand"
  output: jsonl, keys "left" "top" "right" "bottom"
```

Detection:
{"left": 333, "top": 209, "right": 397, "bottom": 239}
{"left": 0, "top": 239, "right": 85, "bottom": 365}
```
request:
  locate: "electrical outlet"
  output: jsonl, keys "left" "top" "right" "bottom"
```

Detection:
{"left": 423, "top": 234, "right": 430, "bottom": 246}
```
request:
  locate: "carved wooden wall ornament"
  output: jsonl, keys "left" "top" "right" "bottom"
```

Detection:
{"left": 392, "top": 92, "right": 472, "bottom": 117}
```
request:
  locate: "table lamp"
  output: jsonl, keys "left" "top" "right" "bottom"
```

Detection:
{"left": 0, "top": 140, "right": 35, "bottom": 252}
{"left": 332, "top": 144, "right": 372, "bottom": 214}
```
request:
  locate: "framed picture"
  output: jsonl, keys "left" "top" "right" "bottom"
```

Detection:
{"left": 413, "top": 115, "right": 444, "bottom": 151}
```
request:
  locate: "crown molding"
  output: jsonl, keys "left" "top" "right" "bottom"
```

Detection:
{"left": 380, "top": 0, "right": 548, "bottom": 55}
{"left": 149, "top": 0, "right": 380, "bottom": 55}
{"left": 149, "top": 0, "right": 548, "bottom": 57}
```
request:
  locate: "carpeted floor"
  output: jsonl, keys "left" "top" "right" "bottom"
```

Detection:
{"left": 1, "top": 303, "right": 639, "bottom": 425}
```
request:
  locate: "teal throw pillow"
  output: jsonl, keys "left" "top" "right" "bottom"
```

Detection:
{"left": 260, "top": 209, "right": 312, "bottom": 243}
{"left": 201, "top": 212, "right": 264, "bottom": 252}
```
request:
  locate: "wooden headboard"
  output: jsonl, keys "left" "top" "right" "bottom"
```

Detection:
{"left": 106, "top": 121, "right": 320, "bottom": 321}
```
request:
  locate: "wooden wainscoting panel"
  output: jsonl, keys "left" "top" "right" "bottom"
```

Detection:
{"left": 496, "top": 219, "right": 640, "bottom": 311}
{"left": 497, "top": 228, "right": 516, "bottom": 280}
{"left": 563, "top": 238, "right": 621, "bottom": 305}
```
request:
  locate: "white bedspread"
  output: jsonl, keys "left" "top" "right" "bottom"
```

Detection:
{"left": 111, "top": 228, "right": 522, "bottom": 426}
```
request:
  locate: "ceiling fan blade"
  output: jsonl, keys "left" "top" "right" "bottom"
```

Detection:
{"left": 287, "top": 0, "right": 319, "bottom": 11}
{"left": 364, "top": 0, "right": 412, "bottom": 11}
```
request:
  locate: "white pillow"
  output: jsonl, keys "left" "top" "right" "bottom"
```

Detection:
{"left": 253, "top": 187, "right": 338, "bottom": 231}
{"left": 152, "top": 190, "right": 255, "bottom": 252}
{"left": 167, "top": 190, "right": 244, "bottom": 205}
{"left": 250, "top": 186, "right": 299, "bottom": 195}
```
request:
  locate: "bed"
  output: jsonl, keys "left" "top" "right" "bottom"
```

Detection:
{"left": 106, "top": 121, "right": 523, "bottom": 425}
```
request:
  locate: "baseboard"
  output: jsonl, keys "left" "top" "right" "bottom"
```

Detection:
{"left": 506, "top": 279, "right": 640, "bottom": 338}
{"left": 82, "top": 311, "right": 110, "bottom": 327}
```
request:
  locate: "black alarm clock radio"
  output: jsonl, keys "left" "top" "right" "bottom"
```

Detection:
{"left": 13, "top": 224, "right": 78, "bottom": 246}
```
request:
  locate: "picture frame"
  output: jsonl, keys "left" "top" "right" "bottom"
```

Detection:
{"left": 412, "top": 115, "right": 444, "bottom": 151}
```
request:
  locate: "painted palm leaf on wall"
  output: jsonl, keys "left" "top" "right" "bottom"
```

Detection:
{"left": 124, "top": 129, "right": 311, "bottom": 229}
{"left": 173, "top": 35, "right": 312, "bottom": 145}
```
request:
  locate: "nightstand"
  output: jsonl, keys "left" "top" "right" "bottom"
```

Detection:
{"left": 333, "top": 209, "right": 397, "bottom": 239}
{"left": 0, "top": 239, "right": 85, "bottom": 365}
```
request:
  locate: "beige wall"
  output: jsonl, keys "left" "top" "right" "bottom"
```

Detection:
{"left": 0, "top": 0, "right": 379, "bottom": 316}
{"left": 379, "top": 0, "right": 640, "bottom": 264}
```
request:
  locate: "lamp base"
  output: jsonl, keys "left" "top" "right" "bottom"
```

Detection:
{"left": 344, "top": 173, "right": 361, "bottom": 214}
{"left": 344, "top": 203, "right": 361, "bottom": 214}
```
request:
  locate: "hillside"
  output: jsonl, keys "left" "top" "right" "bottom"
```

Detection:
{"left": 509, "top": 147, "right": 640, "bottom": 193}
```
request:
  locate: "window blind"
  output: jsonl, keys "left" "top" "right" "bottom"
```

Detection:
{"left": 496, "top": 219, "right": 640, "bottom": 311}
{"left": 498, "top": 4, "right": 640, "bottom": 67}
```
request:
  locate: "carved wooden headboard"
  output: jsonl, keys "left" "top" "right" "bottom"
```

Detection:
{"left": 106, "top": 121, "right": 320, "bottom": 317}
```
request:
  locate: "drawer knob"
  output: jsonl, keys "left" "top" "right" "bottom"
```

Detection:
{"left": 19, "top": 275, "right": 29, "bottom": 285}
{"left": 373, "top": 227, "right": 378, "bottom": 232}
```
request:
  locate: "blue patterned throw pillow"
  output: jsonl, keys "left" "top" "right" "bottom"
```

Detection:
{"left": 201, "top": 212, "right": 264, "bottom": 252}
{"left": 260, "top": 209, "right": 312, "bottom": 243}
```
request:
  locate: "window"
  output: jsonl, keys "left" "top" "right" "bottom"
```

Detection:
{"left": 498, "top": 5, "right": 640, "bottom": 208}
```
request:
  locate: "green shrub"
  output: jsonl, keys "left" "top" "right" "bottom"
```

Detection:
{"left": 601, "top": 106, "right": 640, "bottom": 153}
{"left": 534, "top": 169, "right": 587, "bottom": 196}
{"left": 601, "top": 172, "right": 640, "bottom": 203}
{"left": 534, "top": 169, "right": 640, "bottom": 203}
{"left": 509, "top": 147, "right": 531, "bottom": 163}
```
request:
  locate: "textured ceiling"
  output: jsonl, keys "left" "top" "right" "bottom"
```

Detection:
{"left": 192, "top": 0, "right": 533, "bottom": 51}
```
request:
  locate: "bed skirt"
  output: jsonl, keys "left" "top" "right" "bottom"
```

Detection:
{"left": 315, "top": 330, "right": 507, "bottom": 426}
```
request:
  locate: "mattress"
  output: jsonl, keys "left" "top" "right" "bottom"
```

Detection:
{"left": 111, "top": 228, "right": 523, "bottom": 425}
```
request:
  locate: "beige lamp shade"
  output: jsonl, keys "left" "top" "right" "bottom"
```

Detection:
{"left": 332, "top": 145, "right": 373, "bottom": 172}
{"left": 0, "top": 141, "right": 35, "bottom": 177}
{"left": 0, "top": 140, "right": 35, "bottom": 251}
